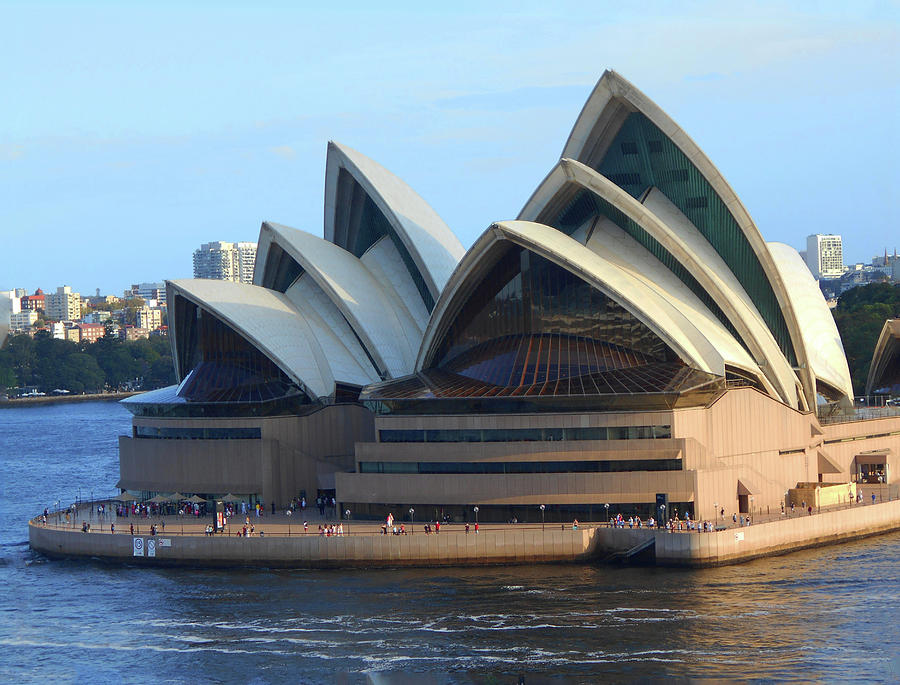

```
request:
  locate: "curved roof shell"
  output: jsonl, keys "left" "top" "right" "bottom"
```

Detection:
{"left": 767, "top": 242, "right": 853, "bottom": 401}
{"left": 167, "top": 279, "right": 333, "bottom": 401}
{"left": 323, "top": 141, "right": 465, "bottom": 309}
{"left": 866, "top": 319, "right": 900, "bottom": 395}
{"left": 520, "top": 159, "right": 801, "bottom": 406}
{"left": 256, "top": 221, "right": 422, "bottom": 379}
{"left": 419, "top": 220, "right": 740, "bottom": 378}
{"left": 553, "top": 69, "right": 814, "bottom": 406}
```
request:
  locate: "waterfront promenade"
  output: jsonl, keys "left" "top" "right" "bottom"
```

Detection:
{"left": 28, "top": 483, "right": 900, "bottom": 568}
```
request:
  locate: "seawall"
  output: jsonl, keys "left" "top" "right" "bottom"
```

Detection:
{"left": 596, "top": 498, "right": 900, "bottom": 567}
{"left": 1, "top": 392, "right": 138, "bottom": 408}
{"left": 28, "top": 522, "right": 598, "bottom": 568}
{"left": 29, "top": 499, "right": 900, "bottom": 568}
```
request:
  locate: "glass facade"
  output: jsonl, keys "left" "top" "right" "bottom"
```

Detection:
{"left": 359, "top": 458, "right": 682, "bottom": 474}
{"left": 361, "top": 363, "right": 725, "bottom": 414}
{"left": 545, "top": 186, "right": 748, "bottom": 356}
{"left": 433, "top": 246, "right": 676, "bottom": 391}
{"left": 379, "top": 425, "right": 671, "bottom": 443}
{"left": 333, "top": 169, "right": 435, "bottom": 311}
{"left": 135, "top": 425, "right": 262, "bottom": 440}
{"left": 172, "top": 295, "right": 309, "bottom": 404}
{"left": 582, "top": 111, "right": 796, "bottom": 365}
{"left": 260, "top": 241, "right": 304, "bottom": 293}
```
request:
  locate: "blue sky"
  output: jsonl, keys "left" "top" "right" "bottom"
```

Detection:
{"left": 2, "top": 0, "right": 898, "bottom": 295}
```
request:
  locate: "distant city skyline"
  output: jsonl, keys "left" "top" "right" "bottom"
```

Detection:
{"left": 2, "top": 1, "right": 898, "bottom": 295}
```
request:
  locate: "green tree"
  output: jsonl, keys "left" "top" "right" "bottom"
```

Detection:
{"left": 58, "top": 353, "right": 105, "bottom": 393}
{"left": 833, "top": 283, "right": 900, "bottom": 394}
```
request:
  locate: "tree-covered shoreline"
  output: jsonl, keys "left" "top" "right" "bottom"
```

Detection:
{"left": 832, "top": 283, "right": 900, "bottom": 395}
{"left": 0, "top": 330, "right": 175, "bottom": 394}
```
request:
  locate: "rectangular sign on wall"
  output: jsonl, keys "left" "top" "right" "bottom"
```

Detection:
{"left": 133, "top": 537, "right": 145, "bottom": 556}
{"left": 147, "top": 538, "right": 156, "bottom": 557}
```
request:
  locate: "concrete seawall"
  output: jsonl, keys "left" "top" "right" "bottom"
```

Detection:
{"left": 596, "top": 499, "right": 900, "bottom": 567}
{"left": 28, "top": 523, "right": 598, "bottom": 568}
{"left": 29, "top": 499, "right": 900, "bottom": 568}
{"left": 1, "top": 392, "right": 138, "bottom": 409}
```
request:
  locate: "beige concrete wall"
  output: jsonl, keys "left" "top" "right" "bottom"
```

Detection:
{"left": 29, "top": 521, "right": 596, "bottom": 568}
{"left": 31, "top": 499, "right": 900, "bottom": 568}
{"left": 789, "top": 483, "right": 856, "bottom": 509}
{"left": 343, "top": 388, "right": 900, "bottom": 525}
{"left": 355, "top": 438, "right": 683, "bottom": 463}
{"left": 594, "top": 498, "right": 900, "bottom": 566}
{"left": 120, "top": 404, "right": 374, "bottom": 505}
{"left": 118, "top": 436, "right": 266, "bottom": 494}
{"left": 336, "top": 470, "right": 696, "bottom": 507}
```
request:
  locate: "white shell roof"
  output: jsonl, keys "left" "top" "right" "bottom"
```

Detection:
{"left": 259, "top": 222, "right": 421, "bottom": 378}
{"left": 555, "top": 69, "right": 814, "bottom": 407}
{"left": 360, "top": 235, "right": 430, "bottom": 333}
{"left": 584, "top": 217, "right": 765, "bottom": 385}
{"left": 168, "top": 279, "right": 333, "bottom": 400}
{"left": 283, "top": 275, "right": 382, "bottom": 387}
{"left": 419, "top": 220, "right": 734, "bottom": 377}
{"left": 866, "top": 319, "right": 900, "bottom": 395}
{"left": 323, "top": 141, "right": 465, "bottom": 300}
{"left": 519, "top": 158, "right": 802, "bottom": 407}
{"left": 767, "top": 242, "right": 853, "bottom": 401}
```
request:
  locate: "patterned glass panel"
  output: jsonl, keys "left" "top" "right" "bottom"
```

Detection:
{"left": 334, "top": 169, "right": 435, "bottom": 311}
{"left": 175, "top": 307, "right": 305, "bottom": 403}
{"left": 433, "top": 246, "right": 676, "bottom": 389}
{"left": 589, "top": 112, "right": 796, "bottom": 365}
{"left": 547, "top": 188, "right": 748, "bottom": 355}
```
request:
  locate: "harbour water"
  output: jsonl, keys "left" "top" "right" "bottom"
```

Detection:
{"left": 2, "top": 401, "right": 899, "bottom": 682}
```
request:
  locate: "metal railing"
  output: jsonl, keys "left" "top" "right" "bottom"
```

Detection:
{"left": 817, "top": 396, "right": 900, "bottom": 425}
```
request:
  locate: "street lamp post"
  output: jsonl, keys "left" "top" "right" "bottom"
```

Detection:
{"left": 604, "top": 503, "right": 609, "bottom": 525}
{"left": 658, "top": 505, "right": 665, "bottom": 529}
{"left": 714, "top": 503, "right": 718, "bottom": 523}
{"left": 473, "top": 506, "right": 479, "bottom": 529}
{"left": 409, "top": 507, "right": 414, "bottom": 535}
{"left": 345, "top": 509, "right": 351, "bottom": 536}
{"left": 539, "top": 504, "right": 545, "bottom": 531}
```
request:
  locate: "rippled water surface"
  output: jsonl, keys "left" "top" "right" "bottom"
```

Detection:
{"left": 2, "top": 401, "right": 899, "bottom": 683}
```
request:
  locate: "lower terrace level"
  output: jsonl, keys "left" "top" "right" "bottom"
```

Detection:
{"left": 28, "top": 486, "right": 900, "bottom": 568}
{"left": 339, "top": 388, "right": 900, "bottom": 526}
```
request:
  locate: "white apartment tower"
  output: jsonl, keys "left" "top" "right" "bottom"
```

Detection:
{"left": 192, "top": 241, "right": 257, "bottom": 284}
{"left": 805, "top": 234, "right": 844, "bottom": 279}
{"left": 44, "top": 286, "right": 82, "bottom": 321}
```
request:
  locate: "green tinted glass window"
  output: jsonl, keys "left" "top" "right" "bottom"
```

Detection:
{"left": 589, "top": 112, "right": 796, "bottom": 364}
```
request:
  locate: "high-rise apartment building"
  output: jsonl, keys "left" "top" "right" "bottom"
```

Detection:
{"left": 136, "top": 307, "right": 163, "bottom": 330}
{"left": 192, "top": 241, "right": 257, "bottom": 283}
{"left": 44, "top": 286, "right": 82, "bottom": 321}
{"left": 805, "top": 234, "right": 844, "bottom": 279}
{"left": 10, "top": 310, "right": 38, "bottom": 331}
{"left": 125, "top": 282, "right": 166, "bottom": 305}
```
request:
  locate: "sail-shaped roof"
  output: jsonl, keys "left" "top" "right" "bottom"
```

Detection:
{"left": 520, "top": 159, "right": 801, "bottom": 405}
{"left": 323, "top": 141, "right": 465, "bottom": 311}
{"left": 419, "top": 220, "right": 739, "bottom": 379}
{"left": 554, "top": 69, "right": 815, "bottom": 406}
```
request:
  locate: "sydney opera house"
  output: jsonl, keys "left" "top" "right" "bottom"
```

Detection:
{"left": 118, "top": 70, "right": 898, "bottom": 523}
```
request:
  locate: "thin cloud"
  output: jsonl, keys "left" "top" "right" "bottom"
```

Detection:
{"left": 270, "top": 145, "right": 297, "bottom": 159}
